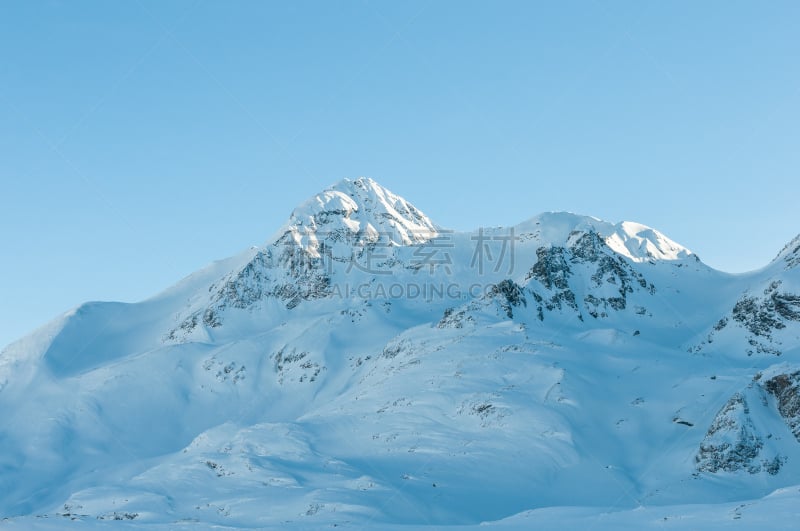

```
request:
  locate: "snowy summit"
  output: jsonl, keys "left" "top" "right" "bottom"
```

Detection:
{"left": 275, "top": 177, "right": 440, "bottom": 256}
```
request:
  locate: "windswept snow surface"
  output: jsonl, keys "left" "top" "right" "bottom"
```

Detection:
{"left": 2, "top": 177, "right": 800, "bottom": 529}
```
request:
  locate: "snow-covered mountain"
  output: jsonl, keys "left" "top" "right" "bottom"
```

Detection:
{"left": 2, "top": 177, "right": 800, "bottom": 530}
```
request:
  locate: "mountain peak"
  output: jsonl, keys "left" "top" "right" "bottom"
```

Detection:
{"left": 517, "top": 211, "right": 694, "bottom": 263}
{"left": 605, "top": 220, "right": 694, "bottom": 262}
{"left": 272, "top": 177, "right": 439, "bottom": 258}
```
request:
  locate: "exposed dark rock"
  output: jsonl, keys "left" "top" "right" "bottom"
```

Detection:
{"left": 382, "top": 341, "right": 408, "bottom": 359}
{"left": 526, "top": 246, "right": 572, "bottom": 290}
{"left": 696, "top": 386, "right": 789, "bottom": 476}
{"left": 436, "top": 307, "right": 474, "bottom": 329}
{"left": 733, "top": 296, "right": 784, "bottom": 337}
{"left": 203, "top": 309, "right": 222, "bottom": 328}
{"left": 521, "top": 230, "right": 656, "bottom": 322}
{"left": 763, "top": 370, "right": 800, "bottom": 442}
{"left": 696, "top": 393, "right": 765, "bottom": 473}
{"left": 711, "top": 280, "right": 800, "bottom": 356}
{"left": 773, "top": 292, "right": 800, "bottom": 321}
{"left": 732, "top": 281, "right": 800, "bottom": 338}
{"left": 273, "top": 347, "right": 308, "bottom": 372}
{"left": 489, "top": 279, "right": 527, "bottom": 319}
{"left": 273, "top": 347, "right": 322, "bottom": 384}
{"left": 568, "top": 230, "right": 607, "bottom": 262}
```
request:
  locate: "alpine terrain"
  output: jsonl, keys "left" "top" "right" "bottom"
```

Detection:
{"left": 2, "top": 177, "right": 800, "bottom": 529}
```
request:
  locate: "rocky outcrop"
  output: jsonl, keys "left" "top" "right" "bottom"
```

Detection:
{"left": 695, "top": 393, "right": 781, "bottom": 474}
{"left": 166, "top": 247, "right": 333, "bottom": 341}
{"left": 732, "top": 281, "right": 800, "bottom": 338}
{"left": 694, "top": 280, "right": 800, "bottom": 357}
{"left": 436, "top": 279, "right": 526, "bottom": 326}
{"left": 572, "top": 231, "right": 654, "bottom": 318}
{"left": 524, "top": 245, "right": 580, "bottom": 319}
{"left": 695, "top": 367, "right": 800, "bottom": 476}
{"left": 762, "top": 369, "right": 800, "bottom": 442}
{"left": 436, "top": 306, "right": 473, "bottom": 329}
{"left": 488, "top": 279, "right": 527, "bottom": 319}
{"left": 523, "top": 230, "right": 654, "bottom": 321}
{"left": 527, "top": 246, "right": 572, "bottom": 291}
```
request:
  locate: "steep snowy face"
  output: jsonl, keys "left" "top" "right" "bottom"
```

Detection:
{"left": 273, "top": 177, "right": 439, "bottom": 259}
{"left": 604, "top": 221, "right": 694, "bottom": 262}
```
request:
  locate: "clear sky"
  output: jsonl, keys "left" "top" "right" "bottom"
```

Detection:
{"left": 1, "top": 0, "right": 799, "bottom": 349}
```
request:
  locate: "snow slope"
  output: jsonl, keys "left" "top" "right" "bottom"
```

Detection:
{"left": 1, "top": 177, "right": 800, "bottom": 529}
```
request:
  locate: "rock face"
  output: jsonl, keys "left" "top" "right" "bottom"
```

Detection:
{"left": 693, "top": 279, "right": 800, "bottom": 357}
{"left": 762, "top": 369, "right": 800, "bottom": 442}
{"left": 695, "top": 367, "right": 800, "bottom": 476}
{"left": 436, "top": 227, "right": 659, "bottom": 327}
{"left": 696, "top": 393, "right": 771, "bottom": 474}
{"left": 525, "top": 245, "right": 579, "bottom": 318}
{"left": 488, "top": 279, "right": 527, "bottom": 319}
{"left": 732, "top": 281, "right": 800, "bottom": 338}
{"left": 523, "top": 229, "right": 655, "bottom": 322}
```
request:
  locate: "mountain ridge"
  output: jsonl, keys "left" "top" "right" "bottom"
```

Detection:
{"left": 1, "top": 178, "right": 799, "bottom": 529}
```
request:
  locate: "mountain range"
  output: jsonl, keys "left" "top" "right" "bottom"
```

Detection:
{"left": 2, "top": 177, "right": 800, "bottom": 529}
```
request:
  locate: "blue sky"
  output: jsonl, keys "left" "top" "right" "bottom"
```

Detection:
{"left": 1, "top": 0, "right": 798, "bottom": 348}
